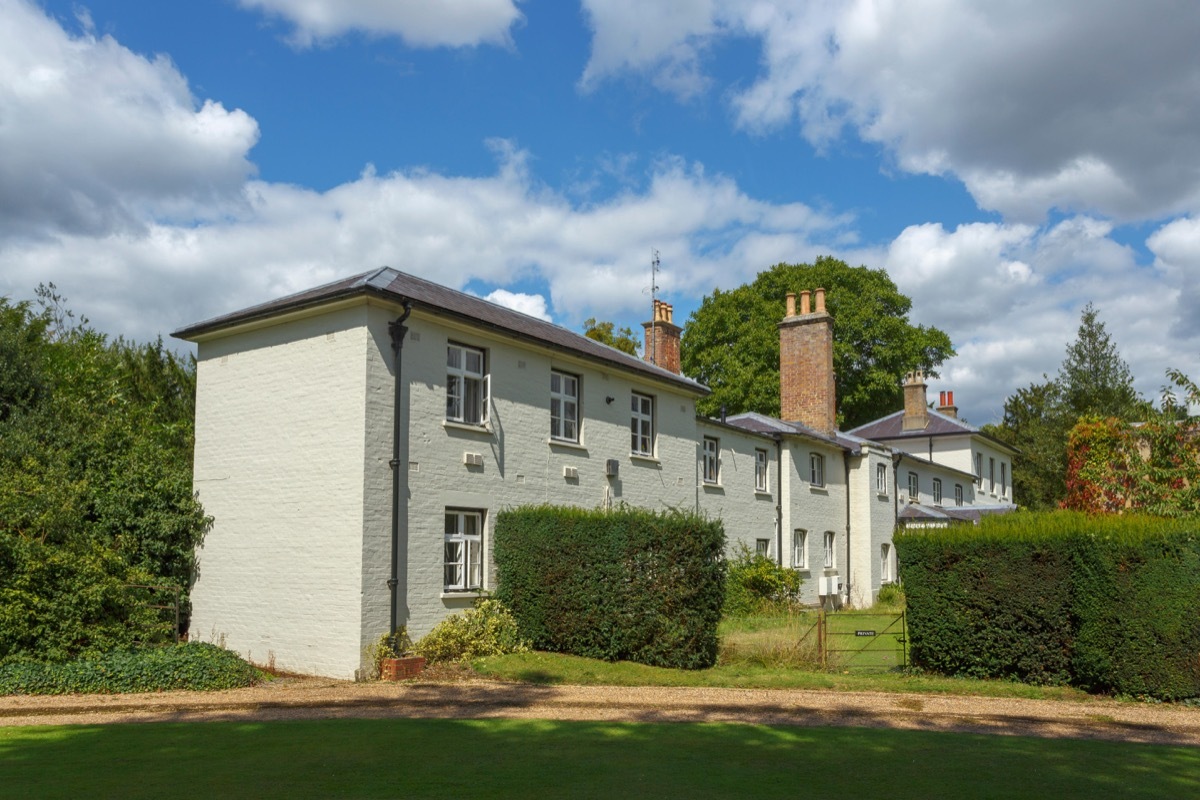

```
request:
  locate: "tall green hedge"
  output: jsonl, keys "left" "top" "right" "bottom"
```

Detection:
{"left": 896, "top": 513, "right": 1200, "bottom": 699}
{"left": 494, "top": 506, "right": 725, "bottom": 669}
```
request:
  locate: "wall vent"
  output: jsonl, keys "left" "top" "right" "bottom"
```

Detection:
{"left": 463, "top": 452, "right": 484, "bottom": 467}
{"left": 605, "top": 459, "right": 620, "bottom": 477}
{"left": 563, "top": 466, "right": 578, "bottom": 480}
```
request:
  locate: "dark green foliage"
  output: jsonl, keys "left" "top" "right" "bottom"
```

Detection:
{"left": 582, "top": 318, "right": 640, "bottom": 356}
{"left": 680, "top": 258, "right": 954, "bottom": 429}
{"left": 0, "top": 642, "right": 261, "bottom": 695}
{"left": 494, "top": 506, "right": 725, "bottom": 669}
{"left": 723, "top": 543, "right": 803, "bottom": 617}
{"left": 413, "top": 600, "right": 529, "bottom": 663}
{"left": 897, "top": 513, "right": 1200, "bottom": 699}
{"left": 0, "top": 290, "right": 209, "bottom": 663}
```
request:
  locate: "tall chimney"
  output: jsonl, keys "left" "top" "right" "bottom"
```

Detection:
{"left": 902, "top": 371, "right": 930, "bottom": 431}
{"left": 779, "top": 287, "right": 836, "bottom": 435}
{"left": 642, "top": 299, "right": 682, "bottom": 375}
{"left": 937, "top": 389, "right": 958, "bottom": 419}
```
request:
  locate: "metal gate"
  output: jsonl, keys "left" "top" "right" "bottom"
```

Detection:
{"left": 820, "top": 610, "right": 907, "bottom": 671}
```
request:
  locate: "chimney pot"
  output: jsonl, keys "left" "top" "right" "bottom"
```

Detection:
{"left": 814, "top": 288, "right": 826, "bottom": 313}
{"left": 786, "top": 292, "right": 796, "bottom": 317}
{"left": 800, "top": 290, "right": 811, "bottom": 316}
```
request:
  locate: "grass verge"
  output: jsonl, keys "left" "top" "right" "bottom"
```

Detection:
{"left": 2, "top": 718, "right": 1195, "bottom": 799}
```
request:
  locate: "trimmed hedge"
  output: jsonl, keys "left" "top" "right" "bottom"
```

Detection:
{"left": 494, "top": 506, "right": 725, "bottom": 669}
{"left": 896, "top": 513, "right": 1200, "bottom": 699}
{"left": 0, "top": 642, "right": 263, "bottom": 695}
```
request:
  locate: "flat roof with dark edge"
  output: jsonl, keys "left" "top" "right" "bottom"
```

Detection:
{"left": 172, "top": 267, "right": 709, "bottom": 396}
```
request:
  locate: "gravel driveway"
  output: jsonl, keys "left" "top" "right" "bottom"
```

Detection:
{"left": 3, "top": 676, "right": 1199, "bottom": 746}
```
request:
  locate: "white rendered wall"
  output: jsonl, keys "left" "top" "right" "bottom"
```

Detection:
{"left": 695, "top": 420, "right": 780, "bottom": 559}
{"left": 847, "top": 447, "right": 898, "bottom": 606}
{"left": 190, "top": 306, "right": 371, "bottom": 679}
{"left": 780, "top": 439, "right": 848, "bottom": 606}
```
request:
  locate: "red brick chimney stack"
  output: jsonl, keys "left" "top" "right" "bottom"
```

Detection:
{"left": 779, "top": 288, "right": 836, "bottom": 435}
{"left": 937, "top": 389, "right": 958, "bottom": 419}
{"left": 902, "top": 371, "right": 930, "bottom": 431}
{"left": 642, "top": 299, "right": 682, "bottom": 375}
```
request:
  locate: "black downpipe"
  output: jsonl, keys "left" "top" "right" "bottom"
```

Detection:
{"left": 388, "top": 301, "right": 413, "bottom": 637}
{"left": 891, "top": 452, "right": 903, "bottom": 533}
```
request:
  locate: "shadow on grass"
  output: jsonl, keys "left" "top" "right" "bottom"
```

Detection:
{"left": 2, "top": 717, "right": 1198, "bottom": 800}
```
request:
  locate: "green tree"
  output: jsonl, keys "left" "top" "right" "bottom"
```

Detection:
{"left": 680, "top": 258, "right": 955, "bottom": 428}
{"left": 0, "top": 291, "right": 209, "bottom": 662}
{"left": 582, "top": 318, "right": 640, "bottom": 356}
{"left": 991, "top": 303, "right": 1146, "bottom": 510}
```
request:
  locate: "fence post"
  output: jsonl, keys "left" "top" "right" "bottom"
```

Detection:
{"left": 818, "top": 609, "right": 826, "bottom": 669}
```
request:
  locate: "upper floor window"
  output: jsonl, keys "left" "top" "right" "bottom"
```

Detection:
{"left": 954, "top": 483, "right": 964, "bottom": 507}
{"left": 702, "top": 437, "right": 720, "bottom": 484}
{"left": 550, "top": 371, "right": 579, "bottom": 442}
{"left": 792, "top": 529, "right": 807, "bottom": 569}
{"left": 876, "top": 463, "right": 888, "bottom": 494}
{"left": 1000, "top": 462, "right": 1008, "bottom": 498}
{"left": 447, "top": 344, "right": 489, "bottom": 425}
{"left": 810, "top": 453, "right": 825, "bottom": 487}
{"left": 755, "top": 449, "right": 769, "bottom": 492}
{"left": 974, "top": 452, "right": 983, "bottom": 487}
{"left": 630, "top": 392, "right": 654, "bottom": 456}
{"left": 823, "top": 531, "right": 836, "bottom": 569}
{"left": 907, "top": 471, "right": 918, "bottom": 501}
{"left": 989, "top": 457, "right": 996, "bottom": 493}
{"left": 932, "top": 478, "right": 943, "bottom": 505}
{"left": 444, "top": 510, "right": 483, "bottom": 592}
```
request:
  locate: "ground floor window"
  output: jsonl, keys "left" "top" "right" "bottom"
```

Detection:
{"left": 881, "top": 543, "right": 892, "bottom": 583}
{"left": 792, "top": 529, "right": 807, "bottom": 569}
{"left": 756, "top": 538, "right": 770, "bottom": 557}
{"left": 823, "top": 531, "right": 836, "bottom": 569}
{"left": 444, "top": 510, "right": 483, "bottom": 591}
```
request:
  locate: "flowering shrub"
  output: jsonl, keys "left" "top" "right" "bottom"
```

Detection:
{"left": 413, "top": 600, "right": 529, "bottom": 664}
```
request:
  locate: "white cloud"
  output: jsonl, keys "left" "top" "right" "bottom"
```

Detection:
{"left": 581, "top": 0, "right": 1200, "bottom": 222}
{"left": 0, "top": 0, "right": 259, "bottom": 239}
{"left": 482, "top": 289, "right": 552, "bottom": 321}
{"left": 237, "top": 0, "right": 523, "bottom": 48}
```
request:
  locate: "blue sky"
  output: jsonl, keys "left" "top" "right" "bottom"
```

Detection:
{"left": 2, "top": 0, "right": 1199, "bottom": 425}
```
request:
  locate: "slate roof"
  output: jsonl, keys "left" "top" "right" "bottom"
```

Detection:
{"left": 898, "top": 502, "right": 1017, "bottom": 524}
{"left": 848, "top": 408, "right": 1018, "bottom": 454}
{"left": 172, "top": 267, "right": 709, "bottom": 395}
{"left": 724, "top": 411, "right": 861, "bottom": 453}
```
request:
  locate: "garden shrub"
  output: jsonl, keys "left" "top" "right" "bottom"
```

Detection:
{"left": 413, "top": 600, "right": 529, "bottom": 664}
{"left": 0, "top": 642, "right": 262, "bottom": 695}
{"left": 896, "top": 512, "right": 1200, "bottom": 699}
{"left": 723, "top": 543, "right": 803, "bottom": 617}
{"left": 494, "top": 506, "right": 725, "bottom": 669}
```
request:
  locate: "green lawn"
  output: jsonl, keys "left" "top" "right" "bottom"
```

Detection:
{"left": 2, "top": 718, "right": 1196, "bottom": 799}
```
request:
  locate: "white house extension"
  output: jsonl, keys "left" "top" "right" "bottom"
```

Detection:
{"left": 174, "top": 268, "right": 1015, "bottom": 678}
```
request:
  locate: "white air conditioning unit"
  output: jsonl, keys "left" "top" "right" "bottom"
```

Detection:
{"left": 462, "top": 452, "right": 484, "bottom": 467}
{"left": 563, "top": 466, "right": 578, "bottom": 479}
{"left": 818, "top": 575, "right": 842, "bottom": 596}
{"left": 605, "top": 459, "right": 620, "bottom": 478}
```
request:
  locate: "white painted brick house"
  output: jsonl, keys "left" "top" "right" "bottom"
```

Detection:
{"left": 175, "top": 268, "right": 1014, "bottom": 678}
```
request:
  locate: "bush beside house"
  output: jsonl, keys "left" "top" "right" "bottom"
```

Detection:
{"left": 494, "top": 506, "right": 725, "bottom": 669}
{"left": 897, "top": 513, "right": 1200, "bottom": 700}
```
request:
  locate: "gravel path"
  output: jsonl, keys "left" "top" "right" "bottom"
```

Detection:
{"left": 3, "top": 676, "right": 1199, "bottom": 746}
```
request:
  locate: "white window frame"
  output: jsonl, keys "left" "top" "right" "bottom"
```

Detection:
{"left": 444, "top": 510, "right": 483, "bottom": 592}
{"left": 792, "top": 529, "right": 807, "bottom": 569}
{"left": 1000, "top": 462, "right": 1008, "bottom": 498}
{"left": 702, "top": 436, "right": 720, "bottom": 484}
{"left": 907, "top": 471, "right": 918, "bottom": 501}
{"left": 550, "top": 370, "right": 580, "bottom": 442}
{"left": 989, "top": 457, "right": 996, "bottom": 494}
{"left": 823, "top": 531, "right": 836, "bottom": 569}
{"left": 810, "top": 453, "right": 825, "bottom": 487}
{"left": 756, "top": 538, "right": 770, "bottom": 557}
{"left": 630, "top": 392, "right": 654, "bottom": 456}
{"left": 955, "top": 483, "right": 964, "bottom": 507}
{"left": 881, "top": 543, "right": 892, "bottom": 583}
{"left": 975, "top": 452, "right": 983, "bottom": 487}
{"left": 876, "top": 463, "right": 887, "bottom": 494}
{"left": 755, "top": 449, "right": 769, "bottom": 492}
{"left": 446, "top": 344, "right": 489, "bottom": 425}
{"left": 932, "top": 478, "right": 943, "bottom": 505}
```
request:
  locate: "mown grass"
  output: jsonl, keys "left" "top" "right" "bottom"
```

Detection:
{"left": 3, "top": 717, "right": 1197, "bottom": 799}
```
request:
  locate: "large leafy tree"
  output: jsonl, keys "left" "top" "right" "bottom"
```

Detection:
{"left": 680, "top": 258, "right": 955, "bottom": 428}
{"left": 986, "top": 303, "right": 1146, "bottom": 510}
{"left": 582, "top": 318, "right": 640, "bottom": 357}
{"left": 0, "top": 289, "right": 209, "bottom": 662}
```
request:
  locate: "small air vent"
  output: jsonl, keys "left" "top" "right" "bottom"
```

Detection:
{"left": 563, "top": 466, "right": 578, "bottom": 480}
{"left": 463, "top": 452, "right": 484, "bottom": 467}
{"left": 605, "top": 459, "right": 620, "bottom": 477}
